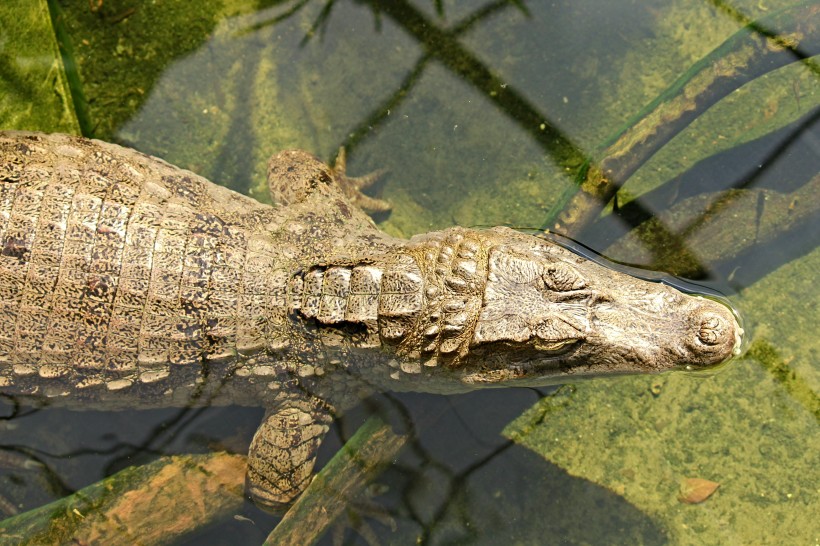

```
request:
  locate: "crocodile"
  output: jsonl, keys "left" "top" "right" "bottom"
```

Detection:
{"left": 0, "top": 131, "right": 742, "bottom": 511}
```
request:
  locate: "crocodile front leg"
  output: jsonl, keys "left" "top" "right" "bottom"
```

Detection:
{"left": 246, "top": 399, "right": 333, "bottom": 512}
{"left": 267, "top": 148, "right": 390, "bottom": 216}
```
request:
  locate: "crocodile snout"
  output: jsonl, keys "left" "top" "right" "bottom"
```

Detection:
{"left": 683, "top": 298, "right": 743, "bottom": 369}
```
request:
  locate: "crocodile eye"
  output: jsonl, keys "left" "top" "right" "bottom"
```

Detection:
{"left": 534, "top": 316, "right": 582, "bottom": 341}
{"left": 533, "top": 316, "right": 584, "bottom": 353}
{"left": 542, "top": 263, "right": 585, "bottom": 292}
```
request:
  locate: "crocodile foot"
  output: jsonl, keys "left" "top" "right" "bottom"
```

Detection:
{"left": 330, "top": 148, "right": 391, "bottom": 215}
{"left": 267, "top": 148, "right": 390, "bottom": 218}
{"left": 245, "top": 401, "right": 333, "bottom": 512}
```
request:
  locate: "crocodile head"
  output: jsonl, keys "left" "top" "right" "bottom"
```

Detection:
{"left": 391, "top": 226, "right": 742, "bottom": 387}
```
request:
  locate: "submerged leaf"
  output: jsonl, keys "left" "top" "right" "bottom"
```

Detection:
{"left": 678, "top": 477, "right": 720, "bottom": 504}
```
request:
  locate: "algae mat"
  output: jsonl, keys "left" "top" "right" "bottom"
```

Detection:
{"left": 0, "top": 0, "right": 79, "bottom": 134}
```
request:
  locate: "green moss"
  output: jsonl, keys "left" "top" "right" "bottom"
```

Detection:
{"left": 54, "top": 0, "right": 259, "bottom": 140}
{"left": 0, "top": 0, "right": 80, "bottom": 133}
{"left": 620, "top": 49, "right": 819, "bottom": 205}
{"left": 504, "top": 385, "right": 576, "bottom": 441}
{"left": 505, "top": 245, "right": 820, "bottom": 545}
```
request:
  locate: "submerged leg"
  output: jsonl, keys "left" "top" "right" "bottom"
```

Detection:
{"left": 267, "top": 148, "right": 390, "bottom": 215}
{"left": 246, "top": 401, "right": 333, "bottom": 512}
{"left": 330, "top": 148, "right": 391, "bottom": 215}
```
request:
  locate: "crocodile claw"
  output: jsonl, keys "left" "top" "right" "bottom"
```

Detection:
{"left": 331, "top": 148, "right": 391, "bottom": 215}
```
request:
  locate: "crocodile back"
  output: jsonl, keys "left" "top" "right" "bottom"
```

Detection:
{"left": 0, "top": 132, "right": 286, "bottom": 397}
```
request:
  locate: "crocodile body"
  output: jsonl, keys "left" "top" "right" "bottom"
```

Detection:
{"left": 0, "top": 132, "right": 742, "bottom": 510}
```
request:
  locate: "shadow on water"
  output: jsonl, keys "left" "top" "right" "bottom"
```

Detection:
{"left": 2, "top": 389, "right": 669, "bottom": 545}
{"left": 586, "top": 108, "right": 820, "bottom": 289}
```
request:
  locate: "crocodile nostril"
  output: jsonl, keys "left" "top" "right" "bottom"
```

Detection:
{"left": 683, "top": 299, "right": 743, "bottom": 368}
{"left": 697, "top": 314, "right": 724, "bottom": 346}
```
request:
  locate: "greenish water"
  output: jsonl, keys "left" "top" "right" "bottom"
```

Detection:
{"left": 0, "top": 0, "right": 818, "bottom": 544}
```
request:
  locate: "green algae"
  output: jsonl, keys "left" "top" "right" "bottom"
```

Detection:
{"left": 496, "top": 3, "right": 819, "bottom": 543}
{"left": 0, "top": 453, "right": 245, "bottom": 546}
{"left": 84, "top": 0, "right": 576, "bottom": 232}
{"left": 601, "top": 1, "right": 819, "bottom": 207}
{"left": 621, "top": 59, "right": 820, "bottom": 208}
{"left": 0, "top": 0, "right": 80, "bottom": 133}
{"left": 504, "top": 244, "right": 820, "bottom": 546}
{"left": 748, "top": 340, "right": 820, "bottom": 421}
{"left": 52, "top": 0, "right": 261, "bottom": 141}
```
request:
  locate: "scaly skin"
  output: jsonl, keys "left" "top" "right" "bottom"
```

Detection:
{"left": 0, "top": 132, "right": 742, "bottom": 511}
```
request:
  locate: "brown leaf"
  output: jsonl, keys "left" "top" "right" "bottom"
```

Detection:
{"left": 678, "top": 477, "right": 720, "bottom": 504}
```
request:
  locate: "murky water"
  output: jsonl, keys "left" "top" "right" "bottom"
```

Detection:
{"left": 1, "top": 1, "right": 818, "bottom": 544}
